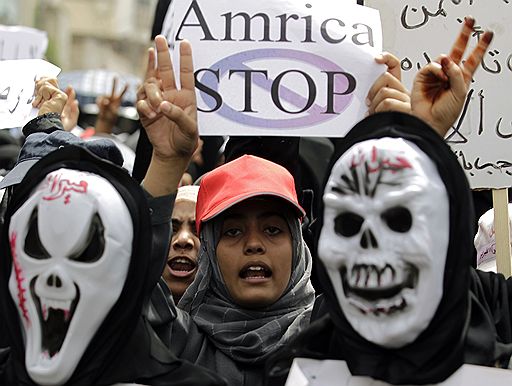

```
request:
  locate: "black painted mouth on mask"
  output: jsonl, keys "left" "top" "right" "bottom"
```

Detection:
{"left": 340, "top": 263, "right": 418, "bottom": 315}
{"left": 30, "top": 278, "right": 80, "bottom": 358}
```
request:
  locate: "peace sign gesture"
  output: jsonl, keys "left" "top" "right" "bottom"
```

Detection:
{"left": 137, "top": 35, "right": 199, "bottom": 196}
{"left": 95, "top": 77, "right": 128, "bottom": 134}
{"left": 411, "top": 17, "right": 493, "bottom": 137}
{"left": 137, "top": 35, "right": 198, "bottom": 161}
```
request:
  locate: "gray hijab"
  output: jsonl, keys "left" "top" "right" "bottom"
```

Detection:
{"left": 178, "top": 211, "right": 315, "bottom": 364}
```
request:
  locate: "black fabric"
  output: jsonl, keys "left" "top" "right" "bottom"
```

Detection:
{"left": 267, "top": 112, "right": 512, "bottom": 385}
{"left": 22, "top": 113, "right": 63, "bottom": 136}
{"left": 0, "top": 146, "right": 226, "bottom": 385}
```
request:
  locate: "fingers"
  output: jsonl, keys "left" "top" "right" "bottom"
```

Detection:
{"left": 374, "top": 99, "right": 411, "bottom": 114}
{"left": 35, "top": 83, "right": 68, "bottom": 115}
{"left": 449, "top": 16, "right": 474, "bottom": 64}
{"left": 144, "top": 81, "right": 164, "bottom": 111}
{"left": 111, "top": 77, "right": 118, "bottom": 98}
{"left": 155, "top": 35, "right": 176, "bottom": 91}
{"left": 375, "top": 52, "right": 402, "bottom": 81}
{"left": 33, "top": 78, "right": 59, "bottom": 108}
{"left": 369, "top": 87, "right": 411, "bottom": 115}
{"left": 179, "top": 40, "right": 195, "bottom": 91}
{"left": 145, "top": 47, "right": 157, "bottom": 80}
{"left": 441, "top": 56, "right": 466, "bottom": 100}
{"left": 463, "top": 30, "right": 494, "bottom": 82}
{"left": 367, "top": 72, "right": 408, "bottom": 107}
{"left": 160, "top": 101, "right": 197, "bottom": 139}
{"left": 137, "top": 99, "right": 158, "bottom": 120}
{"left": 65, "top": 86, "right": 76, "bottom": 101}
{"left": 119, "top": 84, "right": 129, "bottom": 101}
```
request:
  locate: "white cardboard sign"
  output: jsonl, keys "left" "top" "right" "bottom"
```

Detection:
{"left": 286, "top": 358, "right": 512, "bottom": 386}
{"left": 0, "top": 25, "right": 48, "bottom": 60}
{"left": 0, "top": 59, "right": 61, "bottom": 129}
{"left": 161, "top": 0, "right": 384, "bottom": 137}
{"left": 365, "top": 0, "right": 512, "bottom": 189}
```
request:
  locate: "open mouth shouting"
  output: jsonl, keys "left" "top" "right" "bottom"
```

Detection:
{"left": 340, "top": 262, "right": 418, "bottom": 316}
{"left": 30, "top": 278, "right": 80, "bottom": 359}
{"left": 239, "top": 262, "right": 272, "bottom": 283}
{"left": 168, "top": 256, "right": 197, "bottom": 278}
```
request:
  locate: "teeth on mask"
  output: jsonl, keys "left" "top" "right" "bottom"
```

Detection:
{"left": 248, "top": 266, "right": 264, "bottom": 271}
{"left": 366, "top": 269, "right": 378, "bottom": 288}
{"left": 41, "top": 297, "right": 72, "bottom": 318}
{"left": 175, "top": 258, "right": 189, "bottom": 264}
{"left": 42, "top": 304, "right": 48, "bottom": 321}
{"left": 380, "top": 266, "right": 393, "bottom": 287}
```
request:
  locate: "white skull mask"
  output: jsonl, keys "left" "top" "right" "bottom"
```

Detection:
{"left": 318, "top": 138, "right": 449, "bottom": 348}
{"left": 8, "top": 168, "right": 133, "bottom": 385}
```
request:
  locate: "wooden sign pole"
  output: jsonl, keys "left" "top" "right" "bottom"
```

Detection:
{"left": 492, "top": 189, "right": 511, "bottom": 277}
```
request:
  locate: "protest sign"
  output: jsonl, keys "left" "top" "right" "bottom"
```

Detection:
{"left": 286, "top": 359, "right": 512, "bottom": 385}
{"left": 366, "top": 0, "right": 512, "bottom": 190}
{"left": 0, "top": 25, "right": 48, "bottom": 60}
{"left": 0, "top": 59, "right": 61, "bottom": 129}
{"left": 161, "top": 0, "right": 384, "bottom": 137}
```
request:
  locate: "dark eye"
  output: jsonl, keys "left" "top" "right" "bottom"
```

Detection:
{"left": 334, "top": 212, "right": 364, "bottom": 237}
{"left": 224, "top": 228, "right": 242, "bottom": 237}
{"left": 265, "top": 226, "right": 282, "bottom": 236}
{"left": 171, "top": 221, "right": 180, "bottom": 234}
{"left": 24, "top": 209, "right": 51, "bottom": 260}
{"left": 69, "top": 214, "right": 105, "bottom": 263}
{"left": 381, "top": 206, "right": 412, "bottom": 233}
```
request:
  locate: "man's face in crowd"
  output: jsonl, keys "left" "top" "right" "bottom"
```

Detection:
{"left": 163, "top": 199, "right": 200, "bottom": 303}
{"left": 216, "top": 198, "right": 293, "bottom": 309}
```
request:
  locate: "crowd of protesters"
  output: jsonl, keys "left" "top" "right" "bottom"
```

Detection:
{"left": 1, "top": 3, "right": 512, "bottom": 385}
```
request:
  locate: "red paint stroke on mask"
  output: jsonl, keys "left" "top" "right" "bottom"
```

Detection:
{"left": 10, "top": 232, "right": 30, "bottom": 325}
{"left": 351, "top": 146, "right": 413, "bottom": 174}
{"left": 42, "top": 174, "right": 88, "bottom": 203}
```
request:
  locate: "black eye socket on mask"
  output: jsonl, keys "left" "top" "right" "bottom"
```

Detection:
{"left": 24, "top": 209, "right": 51, "bottom": 260}
{"left": 381, "top": 206, "right": 412, "bottom": 233}
{"left": 69, "top": 214, "right": 105, "bottom": 263}
{"left": 335, "top": 211, "right": 364, "bottom": 237}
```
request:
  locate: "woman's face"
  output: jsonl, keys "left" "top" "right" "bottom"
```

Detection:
{"left": 216, "top": 199, "right": 293, "bottom": 308}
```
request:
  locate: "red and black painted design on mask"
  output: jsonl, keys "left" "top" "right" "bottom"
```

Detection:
{"left": 334, "top": 146, "right": 413, "bottom": 198}
{"left": 10, "top": 232, "right": 30, "bottom": 325}
{"left": 42, "top": 174, "right": 88, "bottom": 204}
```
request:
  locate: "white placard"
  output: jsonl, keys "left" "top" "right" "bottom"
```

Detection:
{"left": 286, "top": 358, "right": 512, "bottom": 385}
{"left": 365, "top": 0, "right": 512, "bottom": 189}
{"left": 0, "top": 59, "right": 61, "bottom": 129}
{"left": 0, "top": 25, "right": 48, "bottom": 60}
{"left": 161, "top": 0, "right": 384, "bottom": 137}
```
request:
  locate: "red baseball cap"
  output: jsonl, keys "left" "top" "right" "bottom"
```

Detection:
{"left": 195, "top": 155, "right": 305, "bottom": 234}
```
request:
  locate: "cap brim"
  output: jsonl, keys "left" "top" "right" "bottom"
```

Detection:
{"left": 0, "top": 159, "right": 39, "bottom": 190}
{"left": 201, "top": 191, "right": 306, "bottom": 224}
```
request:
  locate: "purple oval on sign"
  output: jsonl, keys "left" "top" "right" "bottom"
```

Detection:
{"left": 198, "top": 48, "right": 354, "bottom": 129}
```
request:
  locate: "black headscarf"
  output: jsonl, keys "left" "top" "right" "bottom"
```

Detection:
{"left": 313, "top": 112, "right": 474, "bottom": 384}
{"left": 0, "top": 146, "right": 225, "bottom": 385}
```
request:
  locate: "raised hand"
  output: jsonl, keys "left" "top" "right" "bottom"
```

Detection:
{"left": 137, "top": 35, "right": 198, "bottom": 161}
{"left": 32, "top": 77, "right": 68, "bottom": 116}
{"left": 95, "top": 77, "right": 128, "bottom": 134}
{"left": 61, "top": 86, "right": 79, "bottom": 131}
{"left": 137, "top": 35, "right": 198, "bottom": 197}
{"left": 411, "top": 17, "right": 493, "bottom": 137}
{"left": 367, "top": 52, "right": 411, "bottom": 115}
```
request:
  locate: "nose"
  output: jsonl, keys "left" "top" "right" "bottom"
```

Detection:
{"left": 360, "top": 228, "right": 378, "bottom": 249}
{"left": 244, "top": 229, "right": 266, "bottom": 255}
{"left": 46, "top": 274, "right": 63, "bottom": 288}
{"left": 172, "top": 229, "right": 194, "bottom": 251}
